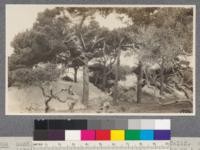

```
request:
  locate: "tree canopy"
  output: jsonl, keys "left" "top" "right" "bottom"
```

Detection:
{"left": 8, "top": 6, "right": 193, "bottom": 108}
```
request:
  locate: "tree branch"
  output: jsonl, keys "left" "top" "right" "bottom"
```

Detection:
{"left": 121, "top": 44, "right": 135, "bottom": 48}
{"left": 73, "top": 56, "right": 87, "bottom": 66}
{"left": 91, "top": 37, "right": 105, "bottom": 49}
{"left": 52, "top": 95, "right": 67, "bottom": 103}
{"left": 118, "top": 37, "right": 125, "bottom": 48}
{"left": 105, "top": 56, "right": 117, "bottom": 76}
{"left": 79, "top": 15, "right": 87, "bottom": 29}
{"left": 102, "top": 41, "right": 107, "bottom": 63}
{"left": 39, "top": 86, "right": 49, "bottom": 98}
{"left": 50, "top": 89, "right": 67, "bottom": 103}
{"left": 54, "top": 88, "right": 68, "bottom": 96}
{"left": 40, "top": 85, "right": 68, "bottom": 103}
{"left": 79, "top": 33, "right": 87, "bottom": 51}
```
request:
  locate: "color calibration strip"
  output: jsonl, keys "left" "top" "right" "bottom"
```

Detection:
{"left": 34, "top": 129, "right": 170, "bottom": 141}
{"left": 34, "top": 119, "right": 170, "bottom": 141}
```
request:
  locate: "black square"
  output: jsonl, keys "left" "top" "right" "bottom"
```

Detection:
{"left": 33, "top": 130, "right": 48, "bottom": 141}
{"left": 34, "top": 120, "right": 48, "bottom": 130}
{"left": 48, "top": 120, "right": 66, "bottom": 129}
{"left": 65, "top": 119, "right": 87, "bottom": 129}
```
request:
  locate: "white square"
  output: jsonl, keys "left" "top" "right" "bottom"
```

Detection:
{"left": 155, "top": 119, "right": 171, "bottom": 130}
{"left": 65, "top": 130, "right": 81, "bottom": 141}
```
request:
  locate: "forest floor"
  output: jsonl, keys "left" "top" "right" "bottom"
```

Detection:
{"left": 7, "top": 79, "right": 193, "bottom": 114}
{"left": 6, "top": 80, "right": 192, "bottom": 114}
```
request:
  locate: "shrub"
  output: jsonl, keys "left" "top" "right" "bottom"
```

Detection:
{"left": 9, "top": 63, "right": 61, "bottom": 87}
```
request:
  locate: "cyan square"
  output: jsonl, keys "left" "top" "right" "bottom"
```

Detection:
{"left": 140, "top": 130, "right": 154, "bottom": 140}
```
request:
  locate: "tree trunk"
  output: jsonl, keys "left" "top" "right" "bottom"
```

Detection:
{"left": 136, "top": 61, "right": 143, "bottom": 104}
{"left": 102, "top": 63, "right": 107, "bottom": 91}
{"left": 74, "top": 67, "right": 78, "bottom": 82}
{"left": 113, "top": 49, "right": 120, "bottom": 105}
{"left": 144, "top": 68, "right": 150, "bottom": 87}
{"left": 102, "top": 74, "right": 107, "bottom": 91}
{"left": 160, "top": 58, "right": 164, "bottom": 95}
{"left": 94, "top": 73, "right": 99, "bottom": 85}
{"left": 82, "top": 61, "right": 89, "bottom": 106}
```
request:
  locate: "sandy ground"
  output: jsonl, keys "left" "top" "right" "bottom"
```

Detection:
{"left": 6, "top": 78, "right": 192, "bottom": 114}
{"left": 6, "top": 80, "right": 111, "bottom": 114}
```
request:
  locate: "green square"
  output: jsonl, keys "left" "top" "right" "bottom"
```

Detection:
{"left": 125, "top": 130, "right": 140, "bottom": 140}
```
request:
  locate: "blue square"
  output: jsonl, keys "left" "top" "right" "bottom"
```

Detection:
{"left": 140, "top": 130, "right": 154, "bottom": 140}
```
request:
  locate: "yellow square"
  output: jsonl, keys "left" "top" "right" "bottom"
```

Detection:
{"left": 111, "top": 130, "right": 125, "bottom": 141}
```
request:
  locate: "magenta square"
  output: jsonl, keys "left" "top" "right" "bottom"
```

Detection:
{"left": 81, "top": 130, "right": 95, "bottom": 140}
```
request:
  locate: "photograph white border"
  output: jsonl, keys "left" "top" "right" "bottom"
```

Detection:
{"left": 5, "top": 4, "right": 196, "bottom": 116}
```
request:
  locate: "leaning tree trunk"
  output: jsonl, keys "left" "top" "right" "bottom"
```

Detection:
{"left": 160, "top": 58, "right": 164, "bottom": 95}
{"left": 74, "top": 67, "right": 78, "bottom": 83}
{"left": 82, "top": 61, "right": 89, "bottom": 106}
{"left": 113, "top": 49, "right": 120, "bottom": 105}
{"left": 45, "top": 97, "right": 52, "bottom": 113}
{"left": 136, "top": 61, "right": 143, "bottom": 104}
{"left": 40, "top": 86, "right": 53, "bottom": 113}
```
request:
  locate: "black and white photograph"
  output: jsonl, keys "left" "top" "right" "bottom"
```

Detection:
{"left": 6, "top": 5, "right": 195, "bottom": 115}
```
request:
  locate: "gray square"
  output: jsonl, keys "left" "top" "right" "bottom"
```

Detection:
{"left": 100, "top": 120, "right": 115, "bottom": 129}
{"left": 114, "top": 120, "right": 128, "bottom": 129}
{"left": 128, "top": 119, "right": 141, "bottom": 129}
{"left": 87, "top": 120, "right": 101, "bottom": 129}
{"left": 141, "top": 119, "right": 155, "bottom": 129}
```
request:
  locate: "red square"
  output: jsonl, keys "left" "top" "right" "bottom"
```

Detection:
{"left": 96, "top": 130, "right": 110, "bottom": 140}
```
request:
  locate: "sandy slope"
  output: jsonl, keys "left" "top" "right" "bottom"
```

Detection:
{"left": 6, "top": 80, "right": 111, "bottom": 114}
{"left": 7, "top": 69, "right": 192, "bottom": 114}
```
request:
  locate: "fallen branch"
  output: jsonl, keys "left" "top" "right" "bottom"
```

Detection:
{"left": 175, "top": 83, "right": 190, "bottom": 98}
{"left": 156, "top": 98, "right": 193, "bottom": 106}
